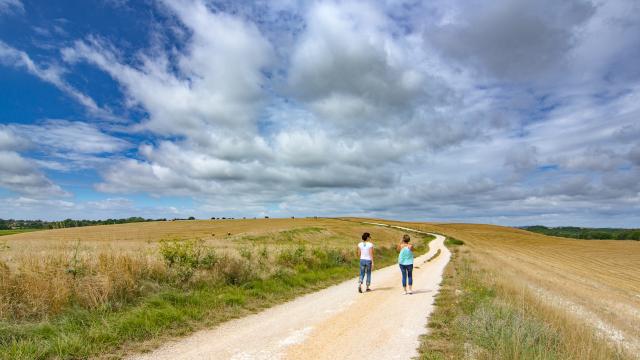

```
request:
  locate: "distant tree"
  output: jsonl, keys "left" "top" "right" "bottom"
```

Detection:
{"left": 188, "top": 216, "right": 196, "bottom": 220}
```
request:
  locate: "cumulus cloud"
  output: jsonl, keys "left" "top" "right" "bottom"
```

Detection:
{"left": 288, "top": 1, "right": 426, "bottom": 123}
{"left": 504, "top": 145, "right": 539, "bottom": 174}
{"left": 62, "top": 0, "right": 273, "bottom": 136}
{"left": 0, "top": 128, "right": 67, "bottom": 197}
{"left": 429, "top": 0, "right": 594, "bottom": 82}
{"left": 628, "top": 144, "right": 640, "bottom": 166}
{"left": 0, "top": 126, "right": 28, "bottom": 151}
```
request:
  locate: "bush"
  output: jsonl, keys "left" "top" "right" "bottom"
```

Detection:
{"left": 446, "top": 237, "right": 465, "bottom": 246}
{"left": 159, "top": 238, "right": 217, "bottom": 283}
{"left": 277, "top": 245, "right": 307, "bottom": 267}
{"left": 219, "top": 256, "right": 253, "bottom": 285}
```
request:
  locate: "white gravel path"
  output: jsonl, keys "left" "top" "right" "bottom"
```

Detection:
{"left": 128, "top": 227, "right": 450, "bottom": 360}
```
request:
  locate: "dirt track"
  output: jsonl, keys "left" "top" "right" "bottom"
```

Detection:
{"left": 128, "top": 229, "right": 450, "bottom": 360}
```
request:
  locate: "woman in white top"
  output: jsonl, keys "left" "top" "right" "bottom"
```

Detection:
{"left": 357, "top": 232, "right": 374, "bottom": 293}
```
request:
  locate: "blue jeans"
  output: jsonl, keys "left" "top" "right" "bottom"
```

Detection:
{"left": 359, "top": 259, "right": 372, "bottom": 286}
{"left": 399, "top": 264, "right": 413, "bottom": 287}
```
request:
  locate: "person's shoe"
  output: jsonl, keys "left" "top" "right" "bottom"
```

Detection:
{"left": 358, "top": 284, "right": 362, "bottom": 293}
{"left": 366, "top": 287, "right": 371, "bottom": 292}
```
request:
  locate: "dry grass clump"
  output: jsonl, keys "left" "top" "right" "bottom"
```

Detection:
{"left": 0, "top": 249, "right": 166, "bottom": 320}
{"left": 0, "top": 243, "right": 280, "bottom": 321}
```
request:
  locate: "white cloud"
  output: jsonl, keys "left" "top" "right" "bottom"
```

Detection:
{"left": 428, "top": 0, "right": 595, "bottom": 82}
{"left": 62, "top": 0, "right": 273, "bottom": 136}
{"left": 0, "top": 127, "right": 67, "bottom": 197}
{"left": 288, "top": 1, "right": 426, "bottom": 123}
{"left": 0, "top": 0, "right": 22, "bottom": 15}
{"left": 2, "top": 120, "right": 132, "bottom": 172}
{"left": 10, "top": 120, "right": 130, "bottom": 154}
{"left": 0, "top": 125, "right": 28, "bottom": 151}
{"left": 0, "top": 151, "right": 67, "bottom": 198}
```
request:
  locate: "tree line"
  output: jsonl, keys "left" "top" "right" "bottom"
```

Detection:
{"left": 521, "top": 225, "right": 640, "bottom": 240}
{"left": 0, "top": 217, "right": 165, "bottom": 230}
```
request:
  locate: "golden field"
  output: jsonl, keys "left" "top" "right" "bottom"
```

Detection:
{"left": 0, "top": 218, "right": 409, "bottom": 321}
{"left": 1, "top": 217, "right": 637, "bottom": 358}
{"left": 354, "top": 218, "right": 640, "bottom": 356}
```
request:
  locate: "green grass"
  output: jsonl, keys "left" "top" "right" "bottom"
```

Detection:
{"left": 418, "top": 246, "right": 627, "bottom": 360}
{"left": 242, "top": 227, "right": 325, "bottom": 243}
{"left": 0, "top": 239, "right": 430, "bottom": 359}
{"left": 444, "top": 237, "right": 464, "bottom": 246}
{"left": 0, "top": 229, "right": 40, "bottom": 237}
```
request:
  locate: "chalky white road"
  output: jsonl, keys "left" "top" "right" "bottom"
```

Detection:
{"left": 129, "top": 225, "right": 451, "bottom": 360}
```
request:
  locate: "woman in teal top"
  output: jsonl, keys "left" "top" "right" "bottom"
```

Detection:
{"left": 397, "top": 234, "right": 414, "bottom": 294}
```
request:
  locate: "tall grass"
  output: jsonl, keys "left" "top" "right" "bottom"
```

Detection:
{"left": 419, "top": 246, "right": 629, "bottom": 360}
{"left": 0, "top": 250, "right": 166, "bottom": 321}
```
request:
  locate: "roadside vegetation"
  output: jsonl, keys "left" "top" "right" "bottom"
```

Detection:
{"left": 418, "top": 239, "right": 629, "bottom": 360}
{"left": 521, "top": 225, "right": 640, "bottom": 240}
{"left": 0, "top": 219, "right": 430, "bottom": 359}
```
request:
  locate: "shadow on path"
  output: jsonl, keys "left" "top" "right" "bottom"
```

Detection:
{"left": 408, "top": 289, "right": 432, "bottom": 295}
{"left": 368, "top": 287, "right": 394, "bottom": 292}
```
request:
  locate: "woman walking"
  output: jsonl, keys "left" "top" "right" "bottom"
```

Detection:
{"left": 398, "top": 234, "right": 414, "bottom": 294}
{"left": 357, "top": 232, "right": 374, "bottom": 293}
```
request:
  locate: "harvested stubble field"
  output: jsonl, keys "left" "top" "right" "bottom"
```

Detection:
{"left": 351, "top": 218, "right": 640, "bottom": 357}
{"left": 0, "top": 218, "right": 424, "bottom": 359}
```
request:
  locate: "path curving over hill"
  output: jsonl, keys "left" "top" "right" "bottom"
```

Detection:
{"left": 129, "top": 227, "right": 451, "bottom": 360}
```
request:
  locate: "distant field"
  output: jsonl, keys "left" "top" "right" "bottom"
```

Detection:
{"left": 521, "top": 225, "right": 640, "bottom": 240}
{"left": 0, "top": 229, "right": 40, "bottom": 236}
{"left": 352, "top": 218, "right": 640, "bottom": 356}
{"left": 0, "top": 218, "right": 409, "bottom": 262}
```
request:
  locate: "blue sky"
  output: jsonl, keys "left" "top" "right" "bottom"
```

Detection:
{"left": 0, "top": 0, "right": 639, "bottom": 226}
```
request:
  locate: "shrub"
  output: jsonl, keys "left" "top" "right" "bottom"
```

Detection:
{"left": 446, "top": 237, "right": 465, "bottom": 246}
{"left": 159, "top": 238, "right": 217, "bottom": 283}
{"left": 219, "top": 256, "right": 252, "bottom": 285}
{"left": 277, "top": 245, "right": 307, "bottom": 267}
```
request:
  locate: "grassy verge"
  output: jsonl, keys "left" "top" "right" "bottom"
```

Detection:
{"left": 0, "top": 237, "right": 431, "bottom": 359}
{"left": 418, "top": 242, "right": 628, "bottom": 360}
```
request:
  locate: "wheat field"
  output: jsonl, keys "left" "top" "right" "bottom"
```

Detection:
{"left": 354, "top": 218, "right": 640, "bottom": 356}
{"left": 0, "top": 218, "right": 410, "bottom": 321}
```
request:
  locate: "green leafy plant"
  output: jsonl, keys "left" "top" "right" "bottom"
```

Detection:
{"left": 159, "top": 238, "right": 217, "bottom": 283}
